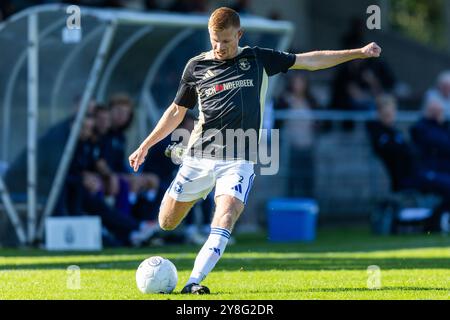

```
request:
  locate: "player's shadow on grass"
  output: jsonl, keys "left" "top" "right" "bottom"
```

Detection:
{"left": 1, "top": 256, "right": 449, "bottom": 271}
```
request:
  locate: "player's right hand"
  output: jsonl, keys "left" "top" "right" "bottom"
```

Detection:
{"left": 361, "top": 42, "right": 382, "bottom": 58}
{"left": 129, "top": 146, "right": 148, "bottom": 172}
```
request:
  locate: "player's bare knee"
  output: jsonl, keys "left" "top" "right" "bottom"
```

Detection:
{"left": 158, "top": 214, "right": 177, "bottom": 231}
{"left": 157, "top": 206, "right": 176, "bottom": 230}
{"left": 159, "top": 222, "right": 176, "bottom": 231}
{"left": 158, "top": 198, "right": 195, "bottom": 231}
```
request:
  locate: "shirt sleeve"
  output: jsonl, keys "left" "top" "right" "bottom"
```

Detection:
{"left": 255, "top": 47, "right": 296, "bottom": 77}
{"left": 173, "top": 59, "right": 198, "bottom": 109}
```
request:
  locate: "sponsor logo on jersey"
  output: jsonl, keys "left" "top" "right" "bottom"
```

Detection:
{"left": 204, "top": 79, "right": 254, "bottom": 97}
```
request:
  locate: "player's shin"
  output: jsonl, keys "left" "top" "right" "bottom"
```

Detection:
{"left": 186, "top": 227, "right": 231, "bottom": 285}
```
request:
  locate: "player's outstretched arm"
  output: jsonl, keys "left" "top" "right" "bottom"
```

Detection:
{"left": 290, "top": 42, "right": 382, "bottom": 71}
{"left": 128, "top": 103, "right": 187, "bottom": 172}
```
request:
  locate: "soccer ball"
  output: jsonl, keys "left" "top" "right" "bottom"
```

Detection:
{"left": 136, "top": 256, "right": 178, "bottom": 294}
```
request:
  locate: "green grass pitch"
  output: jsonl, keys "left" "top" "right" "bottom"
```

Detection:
{"left": 0, "top": 227, "right": 449, "bottom": 300}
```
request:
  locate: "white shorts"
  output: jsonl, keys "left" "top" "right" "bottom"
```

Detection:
{"left": 166, "top": 156, "right": 255, "bottom": 205}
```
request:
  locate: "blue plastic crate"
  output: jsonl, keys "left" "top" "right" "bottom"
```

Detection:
{"left": 267, "top": 198, "right": 319, "bottom": 242}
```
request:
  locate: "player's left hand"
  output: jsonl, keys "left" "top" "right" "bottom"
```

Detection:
{"left": 361, "top": 42, "right": 382, "bottom": 58}
{"left": 129, "top": 146, "right": 149, "bottom": 172}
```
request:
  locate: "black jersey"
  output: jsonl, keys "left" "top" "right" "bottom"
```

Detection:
{"left": 174, "top": 46, "right": 296, "bottom": 161}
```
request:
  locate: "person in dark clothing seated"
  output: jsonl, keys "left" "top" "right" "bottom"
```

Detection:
{"left": 92, "top": 103, "right": 131, "bottom": 215}
{"left": 100, "top": 93, "right": 133, "bottom": 173}
{"left": 368, "top": 95, "right": 448, "bottom": 233}
{"left": 367, "top": 95, "right": 419, "bottom": 192}
{"left": 331, "top": 17, "right": 396, "bottom": 113}
{"left": 411, "top": 97, "right": 450, "bottom": 200}
{"left": 63, "top": 114, "right": 158, "bottom": 247}
{"left": 96, "top": 94, "right": 159, "bottom": 219}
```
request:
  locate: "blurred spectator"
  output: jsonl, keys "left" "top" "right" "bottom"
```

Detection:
{"left": 366, "top": 95, "right": 419, "bottom": 192}
{"left": 330, "top": 59, "right": 395, "bottom": 112}
{"left": 367, "top": 95, "right": 448, "bottom": 232}
{"left": 410, "top": 97, "right": 450, "bottom": 200}
{"left": 65, "top": 115, "right": 102, "bottom": 215}
{"left": 330, "top": 17, "right": 396, "bottom": 130}
{"left": 276, "top": 73, "right": 319, "bottom": 197}
{"left": 101, "top": 93, "right": 134, "bottom": 173}
{"left": 63, "top": 114, "right": 159, "bottom": 246}
{"left": 274, "top": 73, "right": 319, "bottom": 128}
{"left": 92, "top": 103, "right": 128, "bottom": 212}
{"left": 53, "top": 96, "right": 97, "bottom": 145}
{"left": 96, "top": 93, "right": 159, "bottom": 219}
{"left": 368, "top": 94, "right": 450, "bottom": 201}
{"left": 424, "top": 71, "right": 450, "bottom": 118}
{"left": 93, "top": 103, "right": 112, "bottom": 138}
